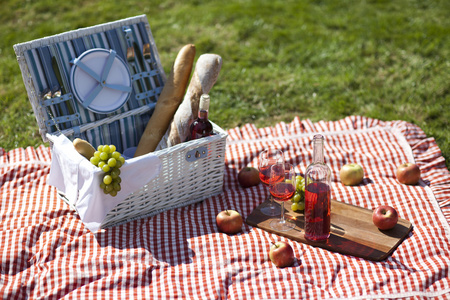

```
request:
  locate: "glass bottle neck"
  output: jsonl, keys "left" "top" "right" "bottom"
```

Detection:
{"left": 312, "top": 135, "right": 324, "bottom": 164}
{"left": 198, "top": 94, "right": 210, "bottom": 119}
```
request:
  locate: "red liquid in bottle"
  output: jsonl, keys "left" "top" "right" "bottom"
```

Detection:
{"left": 190, "top": 109, "right": 213, "bottom": 140}
{"left": 190, "top": 94, "right": 213, "bottom": 140}
{"left": 270, "top": 182, "right": 295, "bottom": 202}
{"left": 305, "top": 182, "right": 331, "bottom": 241}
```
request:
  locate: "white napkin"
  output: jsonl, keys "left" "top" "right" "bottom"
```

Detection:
{"left": 47, "top": 134, "right": 162, "bottom": 232}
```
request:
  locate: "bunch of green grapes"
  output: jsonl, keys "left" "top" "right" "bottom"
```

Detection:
{"left": 89, "top": 144, "right": 125, "bottom": 197}
{"left": 291, "top": 175, "right": 305, "bottom": 211}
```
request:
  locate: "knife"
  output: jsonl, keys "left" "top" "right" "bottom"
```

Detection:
{"left": 52, "top": 55, "right": 75, "bottom": 115}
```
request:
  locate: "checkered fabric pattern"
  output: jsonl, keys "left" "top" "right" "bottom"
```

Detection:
{"left": 1, "top": 116, "right": 449, "bottom": 299}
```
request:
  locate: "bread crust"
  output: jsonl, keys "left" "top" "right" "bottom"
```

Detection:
{"left": 134, "top": 44, "right": 196, "bottom": 157}
{"left": 73, "top": 138, "right": 96, "bottom": 160}
{"left": 167, "top": 54, "right": 222, "bottom": 146}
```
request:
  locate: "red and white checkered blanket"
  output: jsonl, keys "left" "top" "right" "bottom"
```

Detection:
{"left": 1, "top": 116, "right": 449, "bottom": 299}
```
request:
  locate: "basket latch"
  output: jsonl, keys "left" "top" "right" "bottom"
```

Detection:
{"left": 186, "top": 146, "right": 208, "bottom": 162}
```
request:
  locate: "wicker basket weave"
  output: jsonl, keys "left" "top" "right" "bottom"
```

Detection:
{"left": 13, "top": 15, "right": 227, "bottom": 229}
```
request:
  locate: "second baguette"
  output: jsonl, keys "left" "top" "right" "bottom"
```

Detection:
{"left": 167, "top": 54, "right": 223, "bottom": 146}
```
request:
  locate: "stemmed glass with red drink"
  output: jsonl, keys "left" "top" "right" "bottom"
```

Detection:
{"left": 258, "top": 148, "right": 284, "bottom": 216}
{"left": 269, "top": 162, "right": 296, "bottom": 231}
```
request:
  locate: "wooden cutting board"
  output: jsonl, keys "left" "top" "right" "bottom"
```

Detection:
{"left": 246, "top": 198, "right": 413, "bottom": 261}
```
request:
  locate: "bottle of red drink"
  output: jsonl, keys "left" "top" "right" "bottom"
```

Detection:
{"left": 304, "top": 134, "right": 332, "bottom": 241}
{"left": 190, "top": 94, "right": 213, "bottom": 140}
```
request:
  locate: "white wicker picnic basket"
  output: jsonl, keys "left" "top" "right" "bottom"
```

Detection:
{"left": 13, "top": 15, "right": 227, "bottom": 229}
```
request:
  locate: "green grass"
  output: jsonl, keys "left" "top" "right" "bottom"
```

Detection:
{"left": 1, "top": 0, "right": 449, "bottom": 169}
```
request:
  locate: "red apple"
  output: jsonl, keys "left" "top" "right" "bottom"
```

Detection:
{"left": 216, "top": 210, "right": 243, "bottom": 234}
{"left": 372, "top": 205, "right": 399, "bottom": 230}
{"left": 340, "top": 163, "right": 364, "bottom": 186}
{"left": 237, "top": 166, "right": 261, "bottom": 188}
{"left": 396, "top": 163, "right": 420, "bottom": 185}
{"left": 269, "top": 241, "right": 295, "bottom": 268}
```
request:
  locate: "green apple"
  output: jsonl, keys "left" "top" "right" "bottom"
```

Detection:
{"left": 340, "top": 163, "right": 364, "bottom": 186}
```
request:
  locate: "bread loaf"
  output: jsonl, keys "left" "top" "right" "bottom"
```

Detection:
{"left": 73, "top": 138, "right": 96, "bottom": 160}
{"left": 134, "top": 44, "right": 196, "bottom": 157}
{"left": 167, "top": 54, "right": 223, "bottom": 146}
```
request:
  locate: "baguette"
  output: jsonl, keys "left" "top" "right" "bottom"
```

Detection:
{"left": 134, "top": 44, "right": 196, "bottom": 157}
{"left": 167, "top": 54, "right": 223, "bottom": 146}
{"left": 73, "top": 138, "right": 96, "bottom": 160}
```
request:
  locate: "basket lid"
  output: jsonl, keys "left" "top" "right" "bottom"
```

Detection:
{"left": 13, "top": 15, "right": 167, "bottom": 151}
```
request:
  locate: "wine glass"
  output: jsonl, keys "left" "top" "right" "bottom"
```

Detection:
{"left": 258, "top": 148, "right": 284, "bottom": 216}
{"left": 269, "top": 162, "right": 296, "bottom": 231}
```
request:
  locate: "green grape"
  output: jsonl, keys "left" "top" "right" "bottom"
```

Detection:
{"left": 103, "top": 175, "right": 113, "bottom": 185}
{"left": 111, "top": 169, "right": 119, "bottom": 179}
{"left": 102, "top": 145, "right": 111, "bottom": 154}
{"left": 291, "top": 203, "right": 299, "bottom": 211}
{"left": 90, "top": 156, "right": 100, "bottom": 166}
{"left": 113, "top": 182, "right": 121, "bottom": 192}
{"left": 100, "top": 152, "right": 108, "bottom": 161}
{"left": 296, "top": 175, "right": 305, "bottom": 192}
{"left": 108, "top": 158, "right": 117, "bottom": 167}
{"left": 111, "top": 151, "right": 121, "bottom": 160}
{"left": 296, "top": 201, "right": 305, "bottom": 211}
{"left": 95, "top": 144, "right": 124, "bottom": 197}
{"left": 293, "top": 193, "right": 301, "bottom": 203}
{"left": 115, "top": 160, "right": 123, "bottom": 168}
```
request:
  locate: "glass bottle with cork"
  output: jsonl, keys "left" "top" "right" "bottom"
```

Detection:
{"left": 190, "top": 94, "right": 213, "bottom": 140}
{"left": 304, "top": 134, "right": 332, "bottom": 241}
